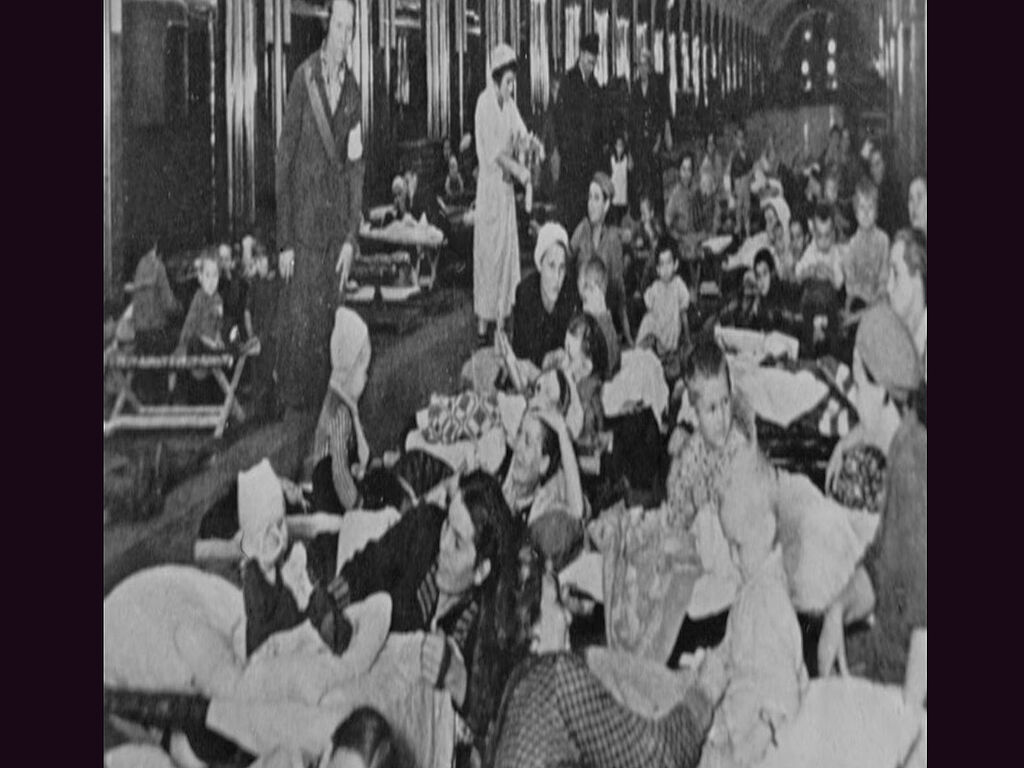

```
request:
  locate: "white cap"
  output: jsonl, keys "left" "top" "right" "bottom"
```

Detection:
{"left": 238, "top": 459, "right": 285, "bottom": 560}
{"left": 533, "top": 222, "right": 569, "bottom": 271}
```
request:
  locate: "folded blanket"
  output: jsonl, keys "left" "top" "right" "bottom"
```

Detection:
{"left": 775, "top": 472, "right": 880, "bottom": 613}
{"left": 733, "top": 367, "right": 829, "bottom": 429}
{"left": 206, "top": 632, "right": 455, "bottom": 768}
{"left": 405, "top": 426, "right": 507, "bottom": 475}
{"left": 104, "top": 566, "right": 392, "bottom": 706}
{"left": 602, "top": 349, "right": 670, "bottom": 429}
{"left": 757, "top": 677, "right": 925, "bottom": 768}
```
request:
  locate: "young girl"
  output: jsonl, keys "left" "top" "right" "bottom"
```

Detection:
{"left": 444, "top": 155, "right": 465, "bottom": 201}
{"left": 545, "top": 312, "right": 609, "bottom": 458}
{"left": 608, "top": 134, "right": 633, "bottom": 227}
{"left": 637, "top": 239, "right": 692, "bottom": 361}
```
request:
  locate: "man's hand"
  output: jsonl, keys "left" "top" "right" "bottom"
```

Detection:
{"left": 279, "top": 249, "right": 295, "bottom": 281}
{"left": 336, "top": 242, "right": 354, "bottom": 294}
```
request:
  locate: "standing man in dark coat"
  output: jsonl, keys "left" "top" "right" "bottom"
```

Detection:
{"left": 555, "top": 33, "right": 603, "bottom": 232}
{"left": 275, "top": 0, "right": 364, "bottom": 415}
{"left": 629, "top": 49, "right": 672, "bottom": 215}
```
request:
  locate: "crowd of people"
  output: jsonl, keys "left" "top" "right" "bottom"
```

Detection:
{"left": 105, "top": 17, "right": 926, "bottom": 768}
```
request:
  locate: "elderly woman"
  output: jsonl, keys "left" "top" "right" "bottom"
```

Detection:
{"left": 571, "top": 172, "right": 633, "bottom": 346}
{"left": 887, "top": 229, "right": 927, "bottom": 378}
{"left": 512, "top": 223, "right": 581, "bottom": 369}
{"left": 473, "top": 43, "right": 537, "bottom": 346}
{"left": 309, "top": 306, "right": 372, "bottom": 516}
{"left": 907, "top": 176, "right": 927, "bottom": 234}
{"left": 485, "top": 546, "right": 728, "bottom": 768}
{"left": 818, "top": 305, "right": 925, "bottom": 689}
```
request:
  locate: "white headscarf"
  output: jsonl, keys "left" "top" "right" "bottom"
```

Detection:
{"left": 761, "top": 195, "right": 792, "bottom": 254}
{"left": 328, "top": 307, "right": 371, "bottom": 467}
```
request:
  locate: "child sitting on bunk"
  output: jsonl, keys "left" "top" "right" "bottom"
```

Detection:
{"left": 699, "top": 444, "right": 808, "bottom": 768}
{"left": 841, "top": 179, "right": 890, "bottom": 317}
{"left": 543, "top": 313, "right": 609, "bottom": 459}
{"left": 444, "top": 155, "right": 465, "bottom": 201}
{"left": 637, "top": 238, "right": 692, "bottom": 362}
{"left": 176, "top": 249, "right": 227, "bottom": 356}
{"left": 238, "top": 459, "right": 353, "bottom": 659}
{"left": 577, "top": 257, "right": 621, "bottom": 376}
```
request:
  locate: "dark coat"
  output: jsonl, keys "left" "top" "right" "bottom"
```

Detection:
{"left": 274, "top": 51, "right": 365, "bottom": 409}
{"left": 275, "top": 52, "right": 365, "bottom": 254}
{"left": 556, "top": 65, "right": 604, "bottom": 176}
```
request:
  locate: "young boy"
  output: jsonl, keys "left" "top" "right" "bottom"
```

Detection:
{"left": 176, "top": 250, "right": 226, "bottom": 356}
{"left": 217, "top": 243, "right": 248, "bottom": 339}
{"left": 637, "top": 239, "right": 692, "bottom": 359}
{"left": 444, "top": 155, "right": 465, "bottom": 201}
{"left": 701, "top": 445, "right": 808, "bottom": 768}
{"left": 841, "top": 179, "right": 891, "bottom": 314}
{"left": 577, "top": 257, "right": 621, "bottom": 376}
{"left": 239, "top": 459, "right": 353, "bottom": 659}
{"left": 665, "top": 338, "right": 754, "bottom": 629}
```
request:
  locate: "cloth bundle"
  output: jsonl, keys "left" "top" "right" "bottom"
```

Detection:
{"left": 421, "top": 390, "right": 502, "bottom": 444}
{"left": 829, "top": 444, "right": 887, "bottom": 514}
{"left": 590, "top": 502, "right": 703, "bottom": 663}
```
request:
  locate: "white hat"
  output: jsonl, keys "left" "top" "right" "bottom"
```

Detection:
{"left": 533, "top": 222, "right": 569, "bottom": 271}
{"left": 238, "top": 459, "right": 285, "bottom": 560}
{"left": 490, "top": 43, "right": 517, "bottom": 75}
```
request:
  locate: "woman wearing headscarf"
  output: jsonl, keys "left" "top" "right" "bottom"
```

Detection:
{"left": 473, "top": 44, "right": 536, "bottom": 346}
{"left": 818, "top": 305, "right": 925, "bottom": 686}
{"left": 512, "top": 222, "right": 581, "bottom": 369}
{"left": 761, "top": 195, "right": 793, "bottom": 279}
{"left": 309, "top": 306, "right": 372, "bottom": 516}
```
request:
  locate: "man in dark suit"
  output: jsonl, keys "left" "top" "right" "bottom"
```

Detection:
{"left": 275, "top": 0, "right": 364, "bottom": 413}
{"left": 555, "top": 33, "right": 604, "bottom": 232}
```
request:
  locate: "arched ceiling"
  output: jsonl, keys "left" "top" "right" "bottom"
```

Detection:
{"left": 697, "top": 0, "right": 871, "bottom": 37}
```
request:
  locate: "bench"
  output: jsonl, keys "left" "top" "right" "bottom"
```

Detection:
{"left": 103, "top": 343, "right": 258, "bottom": 438}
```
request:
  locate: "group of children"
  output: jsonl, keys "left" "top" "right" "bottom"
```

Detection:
{"left": 119, "top": 234, "right": 281, "bottom": 411}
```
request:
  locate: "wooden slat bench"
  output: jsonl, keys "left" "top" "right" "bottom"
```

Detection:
{"left": 103, "top": 345, "right": 257, "bottom": 438}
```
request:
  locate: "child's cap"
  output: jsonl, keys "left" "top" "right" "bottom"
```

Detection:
{"left": 238, "top": 459, "right": 286, "bottom": 560}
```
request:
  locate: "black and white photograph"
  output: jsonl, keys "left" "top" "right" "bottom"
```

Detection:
{"left": 102, "top": 1, "right": 926, "bottom": 766}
